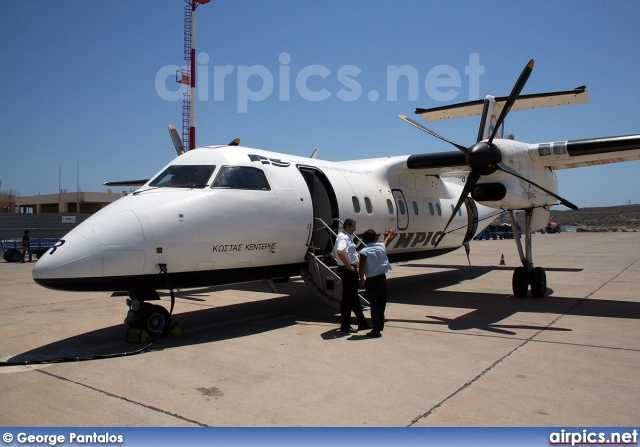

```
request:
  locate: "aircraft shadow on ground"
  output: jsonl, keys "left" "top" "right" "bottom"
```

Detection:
{"left": 401, "top": 262, "right": 583, "bottom": 273}
{"left": 6, "top": 265, "right": 639, "bottom": 364}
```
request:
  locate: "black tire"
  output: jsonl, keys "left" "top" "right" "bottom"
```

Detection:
{"left": 139, "top": 304, "right": 171, "bottom": 336}
{"left": 512, "top": 267, "right": 529, "bottom": 297}
{"left": 530, "top": 267, "right": 547, "bottom": 298}
{"left": 11, "top": 251, "right": 22, "bottom": 263}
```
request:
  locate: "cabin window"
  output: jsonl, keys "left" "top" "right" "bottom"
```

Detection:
{"left": 429, "top": 202, "right": 434, "bottom": 216}
{"left": 352, "top": 196, "right": 361, "bottom": 214}
{"left": 211, "top": 166, "right": 271, "bottom": 190}
{"left": 412, "top": 201, "right": 419, "bottom": 215}
{"left": 398, "top": 199, "right": 406, "bottom": 215}
{"left": 386, "top": 199, "right": 394, "bottom": 214}
{"left": 436, "top": 203, "right": 442, "bottom": 216}
{"left": 364, "top": 196, "right": 373, "bottom": 214}
{"left": 149, "top": 165, "right": 216, "bottom": 189}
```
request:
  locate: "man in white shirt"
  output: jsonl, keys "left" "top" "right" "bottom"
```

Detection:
{"left": 334, "top": 218, "right": 370, "bottom": 333}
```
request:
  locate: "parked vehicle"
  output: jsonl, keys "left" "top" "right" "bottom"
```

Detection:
{"left": 474, "top": 227, "right": 497, "bottom": 240}
{"left": 474, "top": 224, "right": 522, "bottom": 240}
{"left": 545, "top": 221, "right": 562, "bottom": 233}
{"left": 1, "top": 238, "right": 59, "bottom": 262}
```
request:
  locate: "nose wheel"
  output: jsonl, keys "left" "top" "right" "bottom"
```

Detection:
{"left": 124, "top": 290, "right": 177, "bottom": 342}
{"left": 139, "top": 304, "right": 171, "bottom": 336}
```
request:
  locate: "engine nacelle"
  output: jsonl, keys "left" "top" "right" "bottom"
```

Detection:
{"left": 471, "top": 166, "right": 559, "bottom": 210}
{"left": 472, "top": 182, "right": 506, "bottom": 202}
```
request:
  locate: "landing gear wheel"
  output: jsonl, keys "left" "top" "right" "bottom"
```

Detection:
{"left": 512, "top": 267, "right": 529, "bottom": 297}
{"left": 530, "top": 267, "right": 547, "bottom": 298}
{"left": 139, "top": 304, "right": 171, "bottom": 336}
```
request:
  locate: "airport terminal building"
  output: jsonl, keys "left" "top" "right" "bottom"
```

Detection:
{"left": 0, "top": 191, "right": 122, "bottom": 239}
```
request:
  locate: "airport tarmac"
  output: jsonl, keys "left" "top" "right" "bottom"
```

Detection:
{"left": 0, "top": 232, "right": 638, "bottom": 427}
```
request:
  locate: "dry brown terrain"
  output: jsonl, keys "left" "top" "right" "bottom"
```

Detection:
{"left": 490, "top": 204, "right": 640, "bottom": 231}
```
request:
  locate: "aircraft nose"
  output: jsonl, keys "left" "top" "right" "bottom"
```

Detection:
{"left": 32, "top": 231, "right": 93, "bottom": 286}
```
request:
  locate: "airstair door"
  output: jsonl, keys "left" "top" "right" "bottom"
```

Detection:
{"left": 296, "top": 166, "right": 369, "bottom": 309}
{"left": 297, "top": 166, "right": 339, "bottom": 253}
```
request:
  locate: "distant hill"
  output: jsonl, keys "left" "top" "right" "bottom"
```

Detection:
{"left": 549, "top": 204, "right": 640, "bottom": 230}
{"left": 489, "top": 204, "right": 640, "bottom": 230}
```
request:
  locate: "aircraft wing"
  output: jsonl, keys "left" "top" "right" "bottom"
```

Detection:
{"left": 405, "top": 133, "right": 640, "bottom": 175}
{"left": 416, "top": 86, "right": 588, "bottom": 122}
{"left": 529, "top": 134, "right": 640, "bottom": 169}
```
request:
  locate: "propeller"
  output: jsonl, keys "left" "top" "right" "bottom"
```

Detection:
{"left": 399, "top": 115, "right": 468, "bottom": 152}
{"left": 487, "top": 59, "right": 534, "bottom": 144}
{"left": 401, "top": 59, "right": 578, "bottom": 247}
{"left": 168, "top": 124, "right": 185, "bottom": 155}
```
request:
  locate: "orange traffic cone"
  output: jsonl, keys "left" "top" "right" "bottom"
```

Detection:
{"left": 499, "top": 254, "right": 506, "bottom": 265}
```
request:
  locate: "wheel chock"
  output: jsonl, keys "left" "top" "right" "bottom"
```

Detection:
{"left": 169, "top": 322, "right": 184, "bottom": 337}
{"left": 126, "top": 328, "right": 152, "bottom": 343}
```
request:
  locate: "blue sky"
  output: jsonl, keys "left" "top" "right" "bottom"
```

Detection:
{"left": 1, "top": 0, "right": 639, "bottom": 208}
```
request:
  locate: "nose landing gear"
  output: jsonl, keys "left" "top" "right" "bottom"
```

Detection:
{"left": 139, "top": 303, "right": 171, "bottom": 336}
{"left": 124, "top": 289, "right": 182, "bottom": 343}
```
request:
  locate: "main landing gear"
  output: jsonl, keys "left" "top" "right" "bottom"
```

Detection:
{"left": 508, "top": 209, "right": 547, "bottom": 298}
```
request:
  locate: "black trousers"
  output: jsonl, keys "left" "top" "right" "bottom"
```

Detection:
{"left": 338, "top": 266, "right": 367, "bottom": 329}
{"left": 365, "top": 274, "right": 387, "bottom": 334}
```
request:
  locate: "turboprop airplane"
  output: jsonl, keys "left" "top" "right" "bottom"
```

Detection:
{"left": 32, "top": 60, "right": 640, "bottom": 337}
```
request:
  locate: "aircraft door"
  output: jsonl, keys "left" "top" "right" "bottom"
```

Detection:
{"left": 392, "top": 189, "right": 409, "bottom": 231}
{"left": 297, "top": 166, "right": 339, "bottom": 253}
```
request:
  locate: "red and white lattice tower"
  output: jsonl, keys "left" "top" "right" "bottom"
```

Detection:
{"left": 176, "top": 0, "right": 210, "bottom": 151}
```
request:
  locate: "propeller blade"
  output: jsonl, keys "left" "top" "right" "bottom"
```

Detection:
{"left": 488, "top": 60, "right": 534, "bottom": 144}
{"left": 435, "top": 171, "right": 481, "bottom": 248}
{"left": 463, "top": 241, "right": 472, "bottom": 272}
{"left": 228, "top": 138, "right": 241, "bottom": 146}
{"left": 399, "top": 115, "right": 468, "bottom": 152}
{"left": 496, "top": 162, "right": 579, "bottom": 210}
{"left": 168, "top": 124, "right": 185, "bottom": 155}
{"left": 476, "top": 98, "right": 491, "bottom": 143}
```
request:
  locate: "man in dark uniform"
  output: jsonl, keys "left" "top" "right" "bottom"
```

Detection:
{"left": 358, "top": 228, "right": 395, "bottom": 338}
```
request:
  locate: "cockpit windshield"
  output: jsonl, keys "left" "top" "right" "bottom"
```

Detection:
{"left": 148, "top": 165, "right": 216, "bottom": 189}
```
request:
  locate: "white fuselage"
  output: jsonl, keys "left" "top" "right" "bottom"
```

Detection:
{"left": 32, "top": 145, "right": 495, "bottom": 292}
